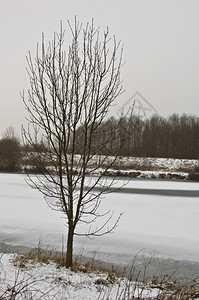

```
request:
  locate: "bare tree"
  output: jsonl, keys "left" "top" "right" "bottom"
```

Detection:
{"left": 21, "top": 18, "right": 124, "bottom": 267}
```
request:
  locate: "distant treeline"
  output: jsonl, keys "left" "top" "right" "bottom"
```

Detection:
{"left": 75, "top": 113, "right": 199, "bottom": 159}
{"left": 0, "top": 114, "right": 198, "bottom": 172}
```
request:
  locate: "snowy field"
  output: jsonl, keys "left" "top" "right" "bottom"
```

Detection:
{"left": 0, "top": 173, "right": 199, "bottom": 281}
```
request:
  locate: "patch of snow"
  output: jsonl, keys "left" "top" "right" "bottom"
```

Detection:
{"left": 0, "top": 253, "right": 161, "bottom": 300}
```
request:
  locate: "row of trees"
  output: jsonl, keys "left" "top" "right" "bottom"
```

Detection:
{"left": 1, "top": 113, "right": 199, "bottom": 172}
{"left": 75, "top": 113, "right": 199, "bottom": 159}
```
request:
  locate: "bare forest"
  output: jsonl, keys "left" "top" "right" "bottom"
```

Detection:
{"left": 89, "top": 113, "right": 199, "bottom": 159}
{"left": 0, "top": 113, "right": 198, "bottom": 173}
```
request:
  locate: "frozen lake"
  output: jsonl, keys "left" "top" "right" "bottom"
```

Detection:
{"left": 0, "top": 173, "right": 199, "bottom": 279}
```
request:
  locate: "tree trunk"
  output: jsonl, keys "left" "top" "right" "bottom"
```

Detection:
{"left": 66, "top": 224, "right": 74, "bottom": 268}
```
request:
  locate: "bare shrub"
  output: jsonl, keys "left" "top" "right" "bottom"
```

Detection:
{"left": 188, "top": 165, "right": 199, "bottom": 181}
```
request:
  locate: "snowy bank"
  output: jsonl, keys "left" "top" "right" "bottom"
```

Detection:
{"left": 1, "top": 252, "right": 199, "bottom": 300}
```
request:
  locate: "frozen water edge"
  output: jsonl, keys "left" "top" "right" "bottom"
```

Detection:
{"left": 0, "top": 237, "right": 199, "bottom": 282}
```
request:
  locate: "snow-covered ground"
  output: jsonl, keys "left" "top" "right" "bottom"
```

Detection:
{"left": 112, "top": 156, "right": 198, "bottom": 172}
{"left": 0, "top": 252, "right": 162, "bottom": 300}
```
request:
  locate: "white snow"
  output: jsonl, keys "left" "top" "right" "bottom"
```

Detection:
{"left": 0, "top": 252, "right": 160, "bottom": 300}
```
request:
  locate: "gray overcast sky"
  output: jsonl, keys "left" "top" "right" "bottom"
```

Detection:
{"left": 0, "top": 0, "right": 199, "bottom": 133}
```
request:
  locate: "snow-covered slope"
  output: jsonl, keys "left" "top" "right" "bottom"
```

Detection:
{"left": 0, "top": 253, "right": 161, "bottom": 300}
{"left": 99, "top": 156, "right": 198, "bottom": 179}
{"left": 1, "top": 253, "right": 198, "bottom": 300}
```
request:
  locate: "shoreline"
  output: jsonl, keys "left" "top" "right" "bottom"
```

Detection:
{"left": 1, "top": 241, "right": 199, "bottom": 282}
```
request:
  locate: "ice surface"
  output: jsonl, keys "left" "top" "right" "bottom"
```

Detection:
{"left": 0, "top": 173, "right": 199, "bottom": 272}
{"left": 0, "top": 173, "right": 65, "bottom": 234}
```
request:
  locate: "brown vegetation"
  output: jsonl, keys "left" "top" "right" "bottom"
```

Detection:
{"left": 188, "top": 165, "right": 199, "bottom": 181}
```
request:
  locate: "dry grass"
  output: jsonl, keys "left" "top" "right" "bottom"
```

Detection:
{"left": 12, "top": 246, "right": 118, "bottom": 281}
{"left": 149, "top": 275, "right": 199, "bottom": 299}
